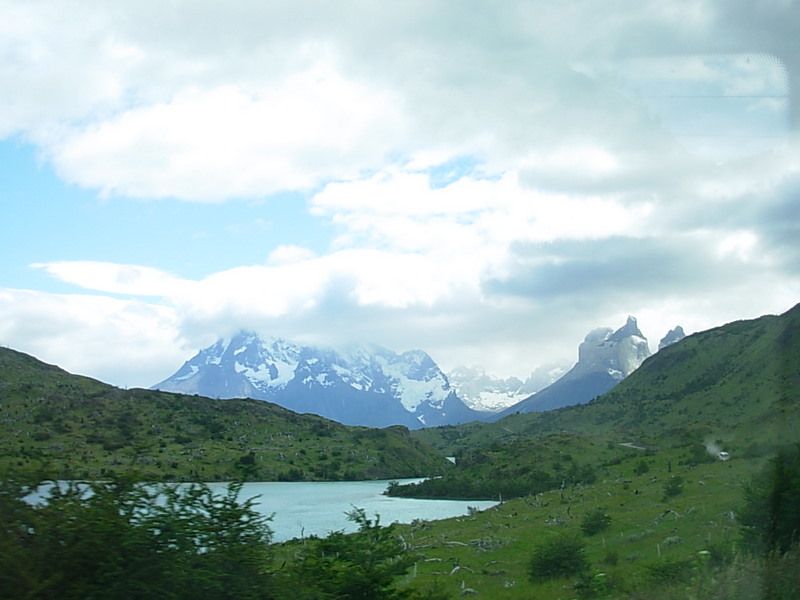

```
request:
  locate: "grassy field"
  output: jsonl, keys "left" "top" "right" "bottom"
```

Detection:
{"left": 388, "top": 445, "right": 769, "bottom": 599}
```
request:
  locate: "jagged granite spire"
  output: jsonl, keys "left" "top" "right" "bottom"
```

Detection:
{"left": 658, "top": 326, "right": 686, "bottom": 350}
{"left": 494, "top": 315, "right": 651, "bottom": 416}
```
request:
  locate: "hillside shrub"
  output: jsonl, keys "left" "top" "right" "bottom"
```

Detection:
{"left": 580, "top": 508, "right": 612, "bottom": 536}
{"left": 761, "top": 544, "right": 800, "bottom": 600}
{"left": 573, "top": 571, "right": 611, "bottom": 599}
{"left": 661, "top": 476, "right": 684, "bottom": 502}
{"left": 528, "top": 533, "right": 588, "bottom": 582}
{"left": 644, "top": 556, "right": 693, "bottom": 584}
{"left": 0, "top": 477, "right": 423, "bottom": 600}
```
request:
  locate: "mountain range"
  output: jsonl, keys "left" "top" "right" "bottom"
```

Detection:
{"left": 154, "top": 316, "right": 667, "bottom": 428}
{"left": 2, "top": 302, "right": 795, "bottom": 487}
{"left": 153, "top": 333, "right": 484, "bottom": 429}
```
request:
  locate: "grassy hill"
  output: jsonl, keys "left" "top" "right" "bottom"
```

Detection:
{"left": 386, "top": 442, "right": 788, "bottom": 599}
{"left": 368, "top": 304, "right": 800, "bottom": 597}
{"left": 0, "top": 347, "right": 451, "bottom": 481}
{"left": 413, "top": 302, "right": 800, "bottom": 461}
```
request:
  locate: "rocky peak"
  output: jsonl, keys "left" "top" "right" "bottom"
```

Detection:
{"left": 575, "top": 316, "right": 650, "bottom": 381}
{"left": 658, "top": 326, "right": 686, "bottom": 350}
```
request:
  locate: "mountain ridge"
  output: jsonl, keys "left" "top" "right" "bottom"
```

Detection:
{"left": 153, "top": 332, "right": 485, "bottom": 429}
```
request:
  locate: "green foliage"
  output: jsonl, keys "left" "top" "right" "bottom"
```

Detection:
{"left": 573, "top": 571, "right": 610, "bottom": 599}
{"left": 0, "top": 347, "right": 450, "bottom": 482}
{"left": 682, "top": 442, "right": 716, "bottom": 465}
{"left": 387, "top": 434, "right": 605, "bottom": 500}
{"left": 281, "top": 508, "right": 413, "bottom": 599}
{"left": 740, "top": 443, "right": 800, "bottom": 555}
{"left": 580, "top": 508, "right": 611, "bottom": 536}
{"left": 661, "top": 476, "right": 684, "bottom": 502}
{"left": 633, "top": 459, "right": 650, "bottom": 475}
{"left": 0, "top": 476, "right": 275, "bottom": 600}
{"left": 0, "top": 477, "right": 426, "bottom": 600}
{"left": 643, "top": 557, "right": 693, "bottom": 584}
{"left": 528, "top": 533, "right": 588, "bottom": 582}
{"left": 761, "top": 544, "right": 800, "bottom": 600}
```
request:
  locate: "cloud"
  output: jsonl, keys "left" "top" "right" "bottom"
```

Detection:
{"left": 2, "top": 1, "right": 799, "bottom": 387}
{"left": 7, "top": 0, "right": 780, "bottom": 201}
{"left": 31, "top": 261, "right": 190, "bottom": 297}
{"left": 0, "top": 287, "right": 185, "bottom": 387}
{"left": 267, "top": 245, "right": 317, "bottom": 266}
{"left": 40, "top": 68, "right": 405, "bottom": 201}
{"left": 482, "top": 234, "right": 763, "bottom": 303}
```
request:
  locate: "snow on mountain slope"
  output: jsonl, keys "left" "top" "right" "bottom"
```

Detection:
{"left": 153, "top": 332, "right": 483, "bottom": 428}
{"left": 447, "top": 361, "right": 571, "bottom": 412}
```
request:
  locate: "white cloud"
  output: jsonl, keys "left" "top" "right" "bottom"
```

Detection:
{"left": 31, "top": 261, "right": 190, "bottom": 297}
{"left": 2, "top": 1, "right": 799, "bottom": 388}
{"left": 41, "top": 65, "right": 406, "bottom": 201}
{"left": 0, "top": 0, "right": 738, "bottom": 201}
{"left": 0, "top": 287, "right": 185, "bottom": 387}
{"left": 267, "top": 245, "right": 317, "bottom": 266}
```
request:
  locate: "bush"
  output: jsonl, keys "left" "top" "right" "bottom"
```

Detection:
{"left": 529, "top": 533, "right": 589, "bottom": 582}
{"left": 574, "top": 571, "right": 610, "bottom": 599}
{"left": 661, "top": 476, "right": 684, "bottom": 502}
{"left": 762, "top": 544, "right": 800, "bottom": 600}
{"left": 580, "top": 508, "right": 612, "bottom": 536}
{"left": 644, "top": 557, "right": 693, "bottom": 584}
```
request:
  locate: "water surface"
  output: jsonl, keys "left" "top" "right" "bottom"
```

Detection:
{"left": 207, "top": 479, "right": 496, "bottom": 542}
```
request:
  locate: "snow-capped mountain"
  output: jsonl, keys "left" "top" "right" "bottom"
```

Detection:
{"left": 447, "top": 361, "right": 571, "bottom": 412}
{"left": 495, "top": 316, "right": 651, "bottom": 416}
{"left": 152, "top": 331, "right": 485, "bottom": 429}
{"left": 658, "top": 326, "right": 686, "bottom": 350}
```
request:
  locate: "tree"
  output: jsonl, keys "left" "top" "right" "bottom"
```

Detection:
{"left": 580, "top": 508, "right": 612, "bottom": 536}
{"left": 661, "top": 475, "right": 684, "bottom": 502}
{"left": 284, "top": 507, "right": 414, "bottom": 600}
{"left": 0, "top": 476, "right": 275, "bottom": 600}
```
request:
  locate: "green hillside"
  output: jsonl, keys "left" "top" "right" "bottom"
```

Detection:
{"left": 0, "top": 347, "right": 451, "bottom": 481}
{"left": 415, "top": 303, "right": 800, "bottom": 460}
{"left": 378, "top": 305, "right": 800, "bottom": 598}
{"left": 394, "top": 303, "right": 799, "bottom": 502}
{"left": 385, "top": 442, "right": 799, "bottom": 599}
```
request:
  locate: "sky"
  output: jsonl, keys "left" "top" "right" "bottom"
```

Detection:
{"left": 1, "top": 0, "right": 799, "bottom": 389}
